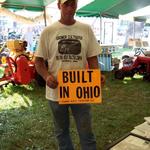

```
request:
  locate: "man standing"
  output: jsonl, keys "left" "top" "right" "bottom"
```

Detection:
{"left": 35, "top": 0, "right": 104, "bottom": 149}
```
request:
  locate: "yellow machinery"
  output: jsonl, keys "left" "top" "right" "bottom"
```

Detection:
{"left": 0, "top": 40, "right": 35, "bottom": 85}
{"left": 6, "top": 40, "right": 28, "bottom": 58}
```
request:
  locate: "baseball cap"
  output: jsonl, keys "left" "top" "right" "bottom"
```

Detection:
{"left": 59, "top": 0, "right": 77, "bottom": 4}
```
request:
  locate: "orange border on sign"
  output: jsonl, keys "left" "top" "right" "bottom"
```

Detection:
{"left": 57, "top": 69, "right": 102, "bottom": 104}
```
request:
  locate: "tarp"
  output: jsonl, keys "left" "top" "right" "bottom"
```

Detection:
{"left": 76, "top": 0, "right": 150, "bottom": 18}
{"left": 0, "top": 8, "right": 52, "bottom": 24}
{"left": 119, "top": 5, "right": 150, "bottom": 22}
{"left": 0, "top": 0, "right": 55, "bottom": 11}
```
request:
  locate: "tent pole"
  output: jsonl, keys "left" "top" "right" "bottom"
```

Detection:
{"left": 112, "top": 22, "right": 114, "bottom": 43}
{"left": 43, "top": 6, "right": 47, "bottom": 26}
{"left": 133, "top": 19, "right": 135, "bottom": 39}
{"left": 100, "top": 16, "right": 102, "bottom": 44}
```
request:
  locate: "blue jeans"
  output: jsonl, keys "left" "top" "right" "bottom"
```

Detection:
{"left": 48, "top": 101, "right": 97, "bottom": 150}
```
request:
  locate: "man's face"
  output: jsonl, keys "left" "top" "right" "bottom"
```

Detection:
{"left": 58, "top": 0, "right": 77, "bottom": 19}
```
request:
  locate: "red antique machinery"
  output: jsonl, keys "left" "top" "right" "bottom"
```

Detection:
{"left": 115, "top": 56, "right": 150, "bottom": 81}
{"left": 0, "top": 40, "right": 35, "bottom": 86}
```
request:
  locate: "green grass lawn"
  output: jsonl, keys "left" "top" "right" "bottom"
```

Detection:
{"left": 0, "top": 72, "right": 150, "bottom": 150}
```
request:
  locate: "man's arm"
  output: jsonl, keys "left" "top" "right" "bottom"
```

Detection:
{"left": 87, "top": 56, "right": 105, "bottom": 86}
{"left": 87, "top": 56, "right": 99, "bottom": 69}
{"left": 35, "top": 57, "right": 58, "bottom": 89}
{"left": 35, "top": 57, "right": 49, "bottom": 81}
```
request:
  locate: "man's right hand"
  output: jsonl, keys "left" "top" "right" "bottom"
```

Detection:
{"left": 46, "top": 75, "right": 58, "bottom": 89}
{"left": 101, "top": 74, "right": 105, "bottom": 87}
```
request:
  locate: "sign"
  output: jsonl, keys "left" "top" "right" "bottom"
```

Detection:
{"left": 58, "top": 69, "right": 102, "bottom": 104}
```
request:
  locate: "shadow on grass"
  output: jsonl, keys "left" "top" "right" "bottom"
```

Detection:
{"left": 95, "top": 72, "right": 150, "bottom": 149}
{"left": 0, "top": 82, "right": 57, "bottom": 150}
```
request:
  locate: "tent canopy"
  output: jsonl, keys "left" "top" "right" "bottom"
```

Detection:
{"left": 1, "top": 0, "right": 150, "bottom": 17}
{"left": 76, "top": 0, "right": 150, "bottom": 18}
{"left": 0, "top": 0, "right": 55, "bottom": 11}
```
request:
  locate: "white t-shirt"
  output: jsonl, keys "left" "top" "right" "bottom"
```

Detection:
{"left": 35, "top": 21, "right": 101, "bottom": 101}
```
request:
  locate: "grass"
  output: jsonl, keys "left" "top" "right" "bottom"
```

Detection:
{"left": 0, "top": 72, "right": 150, "bottom": 150}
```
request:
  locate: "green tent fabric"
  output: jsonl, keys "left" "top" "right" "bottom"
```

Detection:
{"left": 1, "top": 0, "right": 56, "bottom": 11}
{"left": 76, "top": 0, "right": 150, "bottom": 18}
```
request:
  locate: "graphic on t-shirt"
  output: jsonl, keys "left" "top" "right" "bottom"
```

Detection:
{"left": 58, "top": 39, "right": 81, "bottom": 55}
{"left": 56, "top": 37, "right": 82, "bottom": 62}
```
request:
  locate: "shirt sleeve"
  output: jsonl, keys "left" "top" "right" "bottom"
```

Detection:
{"left": 87, "top": 25, "right": 101, "bottom": 58}
{"left": 34, "top": 28, "right": 49, "bottom": 60}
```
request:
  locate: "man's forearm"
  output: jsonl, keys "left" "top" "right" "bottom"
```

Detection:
{"left": 87, "top": 55, "right": 105, "bottom": 86}
{"left": 34, "top": 57, "right": 49, "bottom": 81}
{"left": 87, "top": 56, "right": 99, "bottom": 69}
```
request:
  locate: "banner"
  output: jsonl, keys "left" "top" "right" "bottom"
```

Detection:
{"left": 58, "top": 69, "right": 102, "bottom": 104}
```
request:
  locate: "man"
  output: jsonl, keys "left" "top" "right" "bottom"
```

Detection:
{"left": 34, "top": 0, "right": 105, "bottom": 149}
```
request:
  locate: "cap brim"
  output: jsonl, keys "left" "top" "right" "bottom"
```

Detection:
{"left": 60, "top": 0, "right": 77, "bottom": 4}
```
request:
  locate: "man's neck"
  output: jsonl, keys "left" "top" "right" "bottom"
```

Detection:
{"left": 59, "top": 18, "right": 76, "bottom": 25}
